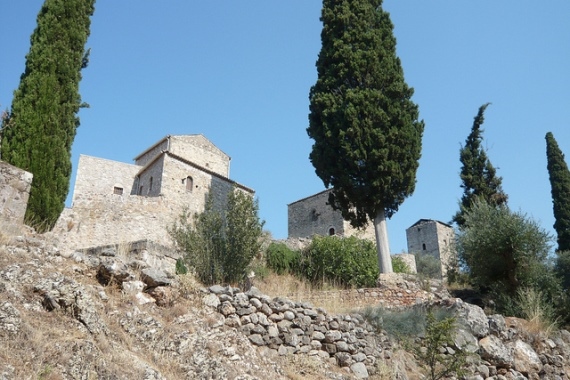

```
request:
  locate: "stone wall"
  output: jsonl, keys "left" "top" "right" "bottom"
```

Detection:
{"left": 53, "top": 165, "right": 249, "bottom": 254}
{"left": 168, "top": 135, "right": 230, "bottom": 178}
{"left": 393, "top": 253, "right": 417, "bottom": 274}
{"left": 137, "top": 155, "right": 164, "bottom": 197}
{"left": 288, "top": 190, "right": 374, "bottom": 241}
{"left": 52, "top": 134, "right": 252, "bottom": 255}
{"left": 72, "top": 155, "right": 140, "bottom": 203}
{"left": 0, "top": 160, "right": 33, "bottom": 234}
{"left": 134, "top": 138, "right": 169, "bottom": 167}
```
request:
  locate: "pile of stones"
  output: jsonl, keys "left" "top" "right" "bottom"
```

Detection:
{"left": 207, "top": 285, "right": 391, "bottom": 379}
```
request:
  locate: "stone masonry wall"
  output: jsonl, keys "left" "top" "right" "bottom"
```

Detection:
{"left": 72, "top": 155, "right": 140, "bottom": 203}
{"left": 53, "top": 162, "right": 246, "bottom": 254}
{"left": 168, "top": 135, "right": 230, "bottom": 178}
{"left": 137, "top": 155, "right": 165, "bottom": 197}
{"left": 406, "top": 220, "right": 456, "bottom": 276}
{"left": 134, "top": 138, "right": 169, "bottom": 167}
{"left": 288, "top": 190, "right": 375, "bottom": 240}
{"left": 0, "top": 160, "right": 33, "bottom": 234}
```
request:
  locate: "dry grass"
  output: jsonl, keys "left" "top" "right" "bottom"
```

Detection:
{"left": 513, "top": 287, "right": 558, "bottom": 338}
{"left": 255, "top": 272, "right": 357, "bottom": 314}
{"left": 280, "top": 353, "right": 337, "bottom": 380}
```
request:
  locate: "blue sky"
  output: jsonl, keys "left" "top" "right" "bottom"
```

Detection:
{"left": 2, "top": 1, "right": 570, "bottom": 253}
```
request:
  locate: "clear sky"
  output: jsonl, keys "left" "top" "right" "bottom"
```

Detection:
{"left": 2, "top": 1, "right": 570, "bottom": 253}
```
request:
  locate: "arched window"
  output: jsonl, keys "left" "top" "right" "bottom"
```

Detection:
{"left": 422, "top": 243, "right": 426, "bottom": 250}
{"left": 329, "top": 227, "right": 335, "bottom": 236}
{"left": 186, "top": 176, "right": 193, "bottom": 192}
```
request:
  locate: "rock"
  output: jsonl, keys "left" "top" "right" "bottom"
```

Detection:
{"left": 202, "top": 293, "right": 221, "bottom": 308}
{"left": 135, "top": 292, "right": 156, "bottom": 305}
{"left": 454, "top": 327, "right": 479, "bottom": 353}
{"left": 147, "top": 286, "right": 176, "bottom": 307}
{"left": 249, "top": 334, "right": 265, "bottom": 346}
{"left": 336, "top": 352, "right": 352, "bottom": 367}
{"left": 479, "top": 335, "right": 513, "bottom": 368}
{"left": 122, "top": 280, "right": 145, "bottom": 296}
{"left": 488, "top": 314, "right": 507, "bottom": 337}
{"left": 512, "top": 339, "right": 542, "bottom": 374}
{"left": 453, "top": 299, "right": 490, "bottom": 338}
{"left": 350, "top": 362, "right": 369, "bottom": 379}
{"left": 35, "top": 276, "right": 108, "bottom": 335}
{"left": 97, "top": 258, "right": 133, "bottom": 285}
{"left": 0, "top": 302, "right": 21, "bottom": 335}
{"left": 140, "top": 268, "right": 171, "bottom": 287}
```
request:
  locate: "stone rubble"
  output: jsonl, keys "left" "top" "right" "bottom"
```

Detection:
{"left": 1, "top": 233, "right": 570, "bottom": 379}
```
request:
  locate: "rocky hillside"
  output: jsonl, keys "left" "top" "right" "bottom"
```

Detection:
{"left": 1, "top": 230, "right": 570, "bottom": 379}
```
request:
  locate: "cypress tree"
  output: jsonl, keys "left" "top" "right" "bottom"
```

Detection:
{"left": 545, "top": 132, "right": 570, "bottom": 252}
{"left": 453, "top": 104, "right": 507, "bottom": 228}
{"left": 0, "top": 0, "right": 95, "bottom": 231}
{"left": 307, "top": 0, "right": 424, "bottom": 273}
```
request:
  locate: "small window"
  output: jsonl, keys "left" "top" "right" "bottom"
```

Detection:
{"left": 149, "top": 177, "right": 153, "bottom": 193}
{"left": 422, "top": 243, "right": 426, "bottom": 250}
{"left": 113, "top": 186, "right": 123, "bottom": 195}
{"left": 185, "top": 176, "right": 193, "bottom": 192}
{"left": 329, "top": 227, "right": 335, "bottom": 236}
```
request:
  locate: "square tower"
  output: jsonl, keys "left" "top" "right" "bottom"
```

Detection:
{"left": 406, "top": 219, "right": 455, "bottom": 277}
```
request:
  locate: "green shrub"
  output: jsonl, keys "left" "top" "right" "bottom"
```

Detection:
{"left": 361, "top": 306, "right": 468, "bottom": 379}
{"left": 175, "top": 258, "right": 188, "bottom": 275}
{"left": 457, "top": 201, "right": 551, "bottom": 295}
{"left": 392, "top": 256, "right": 411, "bottom": 274}
{"left": 265, "top": 242, "right": 300, "bottom": 275}
{"left": 414, "top": 311, "right": 468, "bottom": 380}
{"left": 360, "top": 305, "right": 453, "bottom": 338}
{"left": 169, "top": 188, "right": 264, "bottom": 285}
{"left": 298, "top": 235, "right": 378, "bottom": 288}
{"left": 415, "top": 253, "right": 442, "bottom": 279}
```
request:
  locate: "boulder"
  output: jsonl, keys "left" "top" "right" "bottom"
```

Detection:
{"left": 479, "top": 335, "right": 513, "bottom": 368}
{"left": 512, "top": 339, "right": 542, "bottom": 374}
{"left": 452, "top": 299, "right": 489, "bottom": 338}
{"left": 140, "top": 268, "right": 171, "bottom": 287}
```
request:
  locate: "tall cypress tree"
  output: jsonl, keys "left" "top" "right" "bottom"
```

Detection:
{"left": 545, "top": 132, "right": 570, "bottom": 252}
{"left": 453, "top": 104, "right": 507, "bottom": 228}
{"left": 307, "top": 0, "right": 424, "bottom": 273}
{"left": 0, "top": 0, "right": 95, "bottom": 231}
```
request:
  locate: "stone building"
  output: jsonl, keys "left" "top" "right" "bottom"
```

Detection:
{"left": 0, "top": 160, "right": 33, "bottom": 235}
{"left": 52, "top": 134, "right": 253, "bottom": 253}
{"left": 287, "top": 189, "right": 375, "bottom": 241}
{"left": 406, "top": 219, "right": 456, "bottom": 277}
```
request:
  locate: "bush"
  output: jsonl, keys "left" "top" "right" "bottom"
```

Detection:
{"left": 361, "top": 304, "right": 453, "bottom": 338}
{"left": 361, "top": 306, "right": 467, "bottom": 379}
{"left": 457, "top": 201, "right": 552, "bottom": 296}
{"left": 415, "top": 253, "right": 442, "bottom": 279}
{"left": 169, "top": 188, "right": 264, "bottom": 285}
{"left": 392, "top": 256, "right": 411, "bottom": 274}
{"left": 265, "top": 242, "right": 300, "bottom": 275}
{"left": 298, "top": 235, "right": 378, "bottom": 288}
{"left": 414, "top": 311, "right": 468, "bottom": 380}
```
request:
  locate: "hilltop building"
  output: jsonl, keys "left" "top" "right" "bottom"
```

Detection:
{"left": 287, "top": 189, "right": 375, "bottom": 241}
{"left": 52, "top": 134, "right": 253, "bottom": 252}
{"left": 406, "top": 219, "right": 456, "bottom": 277}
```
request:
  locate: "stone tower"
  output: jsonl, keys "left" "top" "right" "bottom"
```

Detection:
{"left": 406, "top": 219, "right": 455, "bottom": 277}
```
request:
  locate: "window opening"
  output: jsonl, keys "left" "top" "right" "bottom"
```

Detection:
{"left": 422, "top": 243, "right": 426, "bottom": 250}
{"left": 113, "top": 186, "right": 123, "bottom": 195}
{"left": 329, "top": 227, "right": 335, "bottom": 236}
{"left": 186, "top": 176, "right": 193, "bottom": 192}
{"left": 149, "top": 177, "right": 153, "bottom": 193}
